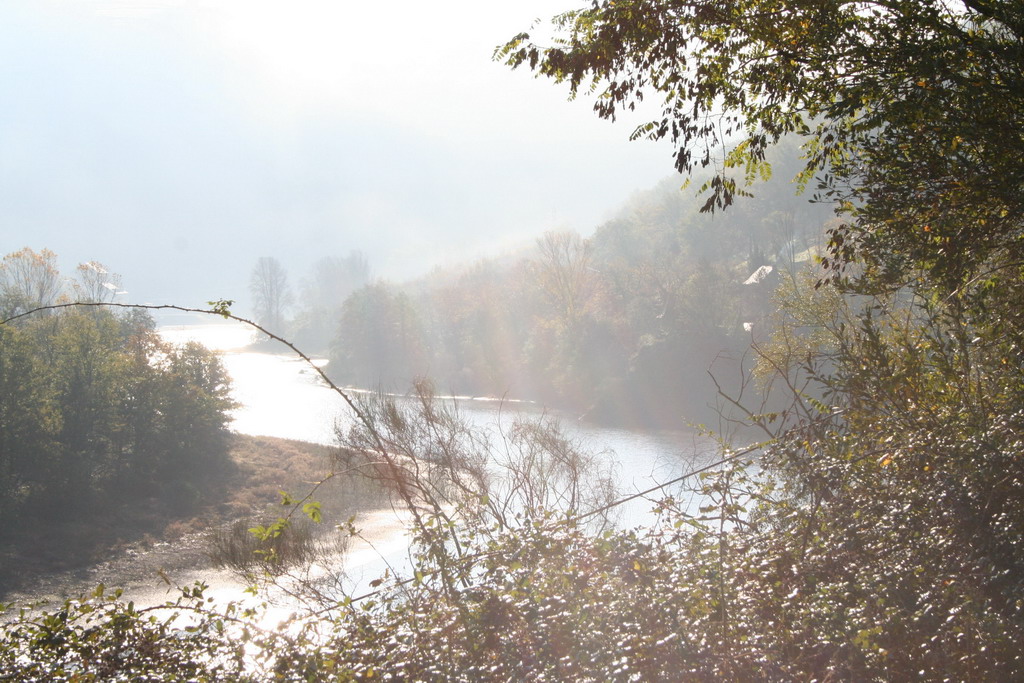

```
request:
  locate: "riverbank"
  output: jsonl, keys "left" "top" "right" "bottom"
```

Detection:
{"left": 0, "top": 433, "right": 386, "bottom": 602}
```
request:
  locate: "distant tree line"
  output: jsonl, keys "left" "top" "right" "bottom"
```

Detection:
{"left": 237, "top": 155, "right": 829, "bottom": 429}
{"left": 0, "top": 248, "right": 235, "bottom": 522}
{"left": 323, "top": 152, "right": 831, "bottom": 427}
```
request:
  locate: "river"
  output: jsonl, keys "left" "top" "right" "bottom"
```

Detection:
{"left": 164, "top": 317, "right": 716, "bottom": 588}
{"left": 5, "top": 317, "right": 716, "bottom": 619}
{"left": 159, "top": 317, "right": 716, "bottom": 521}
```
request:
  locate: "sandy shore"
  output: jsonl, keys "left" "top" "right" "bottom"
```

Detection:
{"left": 1, "top": 505, "right": 413, "bottom": 619}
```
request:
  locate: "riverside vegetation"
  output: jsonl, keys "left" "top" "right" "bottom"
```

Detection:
{"left": 0, "top": 252, "right": 235, "bottom": 592}
{"left": 3, "top": 0, "right": 1024, "bottom": 679}
{"left": 0, "top": 253, "right": 384, "bottom": 597}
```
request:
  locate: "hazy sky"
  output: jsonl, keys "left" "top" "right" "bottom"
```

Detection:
{"left": 1, "top": 0, "right": 676, "bottom": 308}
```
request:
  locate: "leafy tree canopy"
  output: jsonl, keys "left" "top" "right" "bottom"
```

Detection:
{"left": 498, "top": 0, "right": 1024, "bottom": 284}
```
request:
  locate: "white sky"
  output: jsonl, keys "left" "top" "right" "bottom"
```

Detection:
{"left": 0, "top": 0, "right": 676, "bottom": 306}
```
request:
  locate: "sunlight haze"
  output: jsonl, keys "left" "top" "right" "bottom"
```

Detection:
{"left": 0, "top": 0, "right": 673, "bottom": 309}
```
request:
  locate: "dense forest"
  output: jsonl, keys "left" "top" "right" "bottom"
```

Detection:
{"left": 3, "top": 0, "right": 1024, "bottom": 680}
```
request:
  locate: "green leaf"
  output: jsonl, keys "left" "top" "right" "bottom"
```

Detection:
{"left": 303, "top": 501, "right": 322, "bottom": 524}
{"left": 206, "top": 299, "right": 234, "bottom": 318}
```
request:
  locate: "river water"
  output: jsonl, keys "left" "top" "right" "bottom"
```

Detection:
{"left": 159, "top": 318, "right": 716, "bottom": 521}
{"left": 6, "top": 318, "right": 716, "bottom": 619}
{"left": 162, "top": 317, "right": 717, "bottom": 597}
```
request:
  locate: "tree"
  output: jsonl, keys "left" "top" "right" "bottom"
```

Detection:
{"left": 528, "top": 231, "right": 607, "bottom": 404}
{"left": 292, "top": 251, "right": 371, "bottom": 352}
{"left": 73, "top": 261, "right": 122, "bottom": 304}
{"left": 152, "top": 341, "right": 235, "bottom": 482}
{"left": 498, "top": 0, "right": 1024, "bottom": 284}
{"left": 0, "top": 323, "right": 54, "bottom": 516}
{"left": 498, "top": 1, "right": 1024, "bottom": 677}
{"left": 532, "top": 230, "right": 595, "bottom": 332}
{"left": 0, "top": 248, "right": 63, "bottom": 318}
{"left": 0, "top": 250, "right": 235, "bottom": 520}
{"left": 330, "top": 283, "right": 428, "bottom": 389}
{"left": 249, "top": 256, "right": 293, "bottom": 333}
